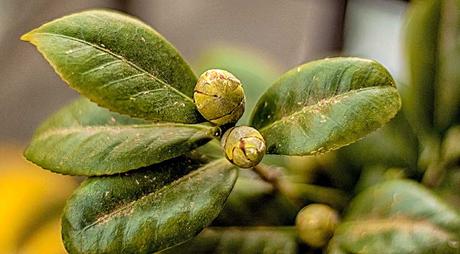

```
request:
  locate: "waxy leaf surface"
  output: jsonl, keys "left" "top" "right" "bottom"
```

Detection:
{"left": 21, "top": 10, "right": 202, "bottom": 123}
{"left": 328, "top": 180, "right": 460, "bottom": 254}
{"left": 160, "top": 227, "right": 297, "bottom": 254}
{"left": 251, "top": 57, "right": 401, "bottom": 155}
{"left": 24, "top": 98, "right": 218, "bottom": 176}
{"left": 62, "top": 157, "right": 238, "bottom": 254}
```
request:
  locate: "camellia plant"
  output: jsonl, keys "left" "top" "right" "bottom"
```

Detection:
{"left": 19, "top": 5, "right": 457, "bottom": 254}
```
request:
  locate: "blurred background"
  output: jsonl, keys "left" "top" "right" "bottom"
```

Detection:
{"left": 0, "top": 0, "right": 410, "bottom": 253}
{"left": 0, "top": 0, "right": 409, "bottom": 143}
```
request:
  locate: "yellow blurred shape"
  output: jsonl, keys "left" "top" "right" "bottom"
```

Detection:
{"left": 0, "top": 144, "right": 76, "bottom": 254}
{"left": 18, "top": 218, "right": 65, "bottom": 254}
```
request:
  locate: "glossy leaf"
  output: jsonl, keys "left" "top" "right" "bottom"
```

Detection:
{"left": 21, "top": 10, "right": 202, "bottom": 123}
{"left": 251, "top": 57, "right": 401, "bottom": 155}
{"left": 328, "top": 180, "right": 460, "bottom": 254}
{"left": 24, "top": 98, "right": 219, "bottom": 176}
{"left": 62, "top": 157, "right": 238, "bottom": 254}
{"left": 160, "top": 227, "right": 298, "bottom": 254}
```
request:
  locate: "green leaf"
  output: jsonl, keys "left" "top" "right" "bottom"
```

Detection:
{"left": 250, "top": 57, "right": 401, "bottom": 155}
{"left": 405, "top": 0, "right": 460, "bottom": 134}
{"left": 194, "top": 47, "right": 281, "bottom": 124}
{"left": 24, "top": 98, "right": 219, "bottom": 176}
{"left": 328, "top": 180, "right": 460, "bottom": 254}
{"left": 21, "top": 10, "right": 202, "bottom": 123}
{"left": 62, "top": 157, "right": 238, "bottom": 254}
{"left": 435, "top": 0, "right": 460, "bottom": 131}
{"left": 436, "top": 126, "right": 460, "bottom": 209}
{"left": 159, "top": 227, "right": 298, "bottom": 254}
{"left": 404, "top": 0, "right": 441, "bottom": 136}
{"left": 339, "top": 110, "right": 419, "bottom": 171}
{"left": 442, "top": 125, "right": 460, "bottom": 168}
{"left": 353, "top": 165, "right": 407, "bottom": 194}
{"left": 437, "top": 168, "right": 460, "bottom": 211}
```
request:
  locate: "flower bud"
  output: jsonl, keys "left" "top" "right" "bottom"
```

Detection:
{"left": 194, "top": 69, "right": 245, "bottom": 125}
{"left": 296, "top": 204, "right": 339, "bottom": 248}
{"left": 221, "top": 126, "right": 266, "bottom": 168}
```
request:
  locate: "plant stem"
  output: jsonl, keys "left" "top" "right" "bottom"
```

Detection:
{"left": 252, "top": 163, "right": 349, "bottom": 209}
{"left": 422, "top": 161, "right": 447, "bottom": 188}
{"left": 288, "top": 182, "right": 349, "bottom": 209}
{"left": 420, "top": 136, "right": 445, "bottom": 188}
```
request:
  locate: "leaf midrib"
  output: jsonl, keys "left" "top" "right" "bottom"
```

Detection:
{"left": 258, "top": 86, "right": 396, "bottom": 132}
{"left": 28, "top": 32, "right": 195, "bottom": 103}
{"left": 33, "top": 123, "right": 215, "bottom": 142}
{"left": 79, "top": 159, "right": 228, "bottom": 232}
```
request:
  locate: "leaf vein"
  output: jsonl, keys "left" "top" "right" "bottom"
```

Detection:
{"left": 32, "top": 32, "right": 194, "bottom": 103}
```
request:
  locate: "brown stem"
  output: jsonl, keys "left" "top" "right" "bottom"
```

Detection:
{"left": 420, "top": 136, "right": 445, "bottom": 188}
{"left": 252, "top": 163, "right": 349, "bottom": 209}
{"left": 422, "top": 161, "right": 447, "bottom": 188}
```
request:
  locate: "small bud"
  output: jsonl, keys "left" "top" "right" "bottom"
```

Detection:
{"left": 194, "top": 69, "right": 245, "bottom": 125}
{"left": 221, "top": 126, "right": 266, "bottom": 168}
{"left": 296, "top": 204, "right": 339, "bottom": 248}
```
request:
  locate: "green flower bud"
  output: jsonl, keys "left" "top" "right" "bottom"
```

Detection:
{"left": 194, "top": 69, "right": 245, "bottom": 125}
{"left": 221, "top": 126, "right": 266, "bottom": 168}
{"left": 295, "top": 204, "right": 339, "bottom": 248}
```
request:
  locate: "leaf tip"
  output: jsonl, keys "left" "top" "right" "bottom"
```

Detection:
{"left": 20, "top": 30, "right": 36, "bottom": 43}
